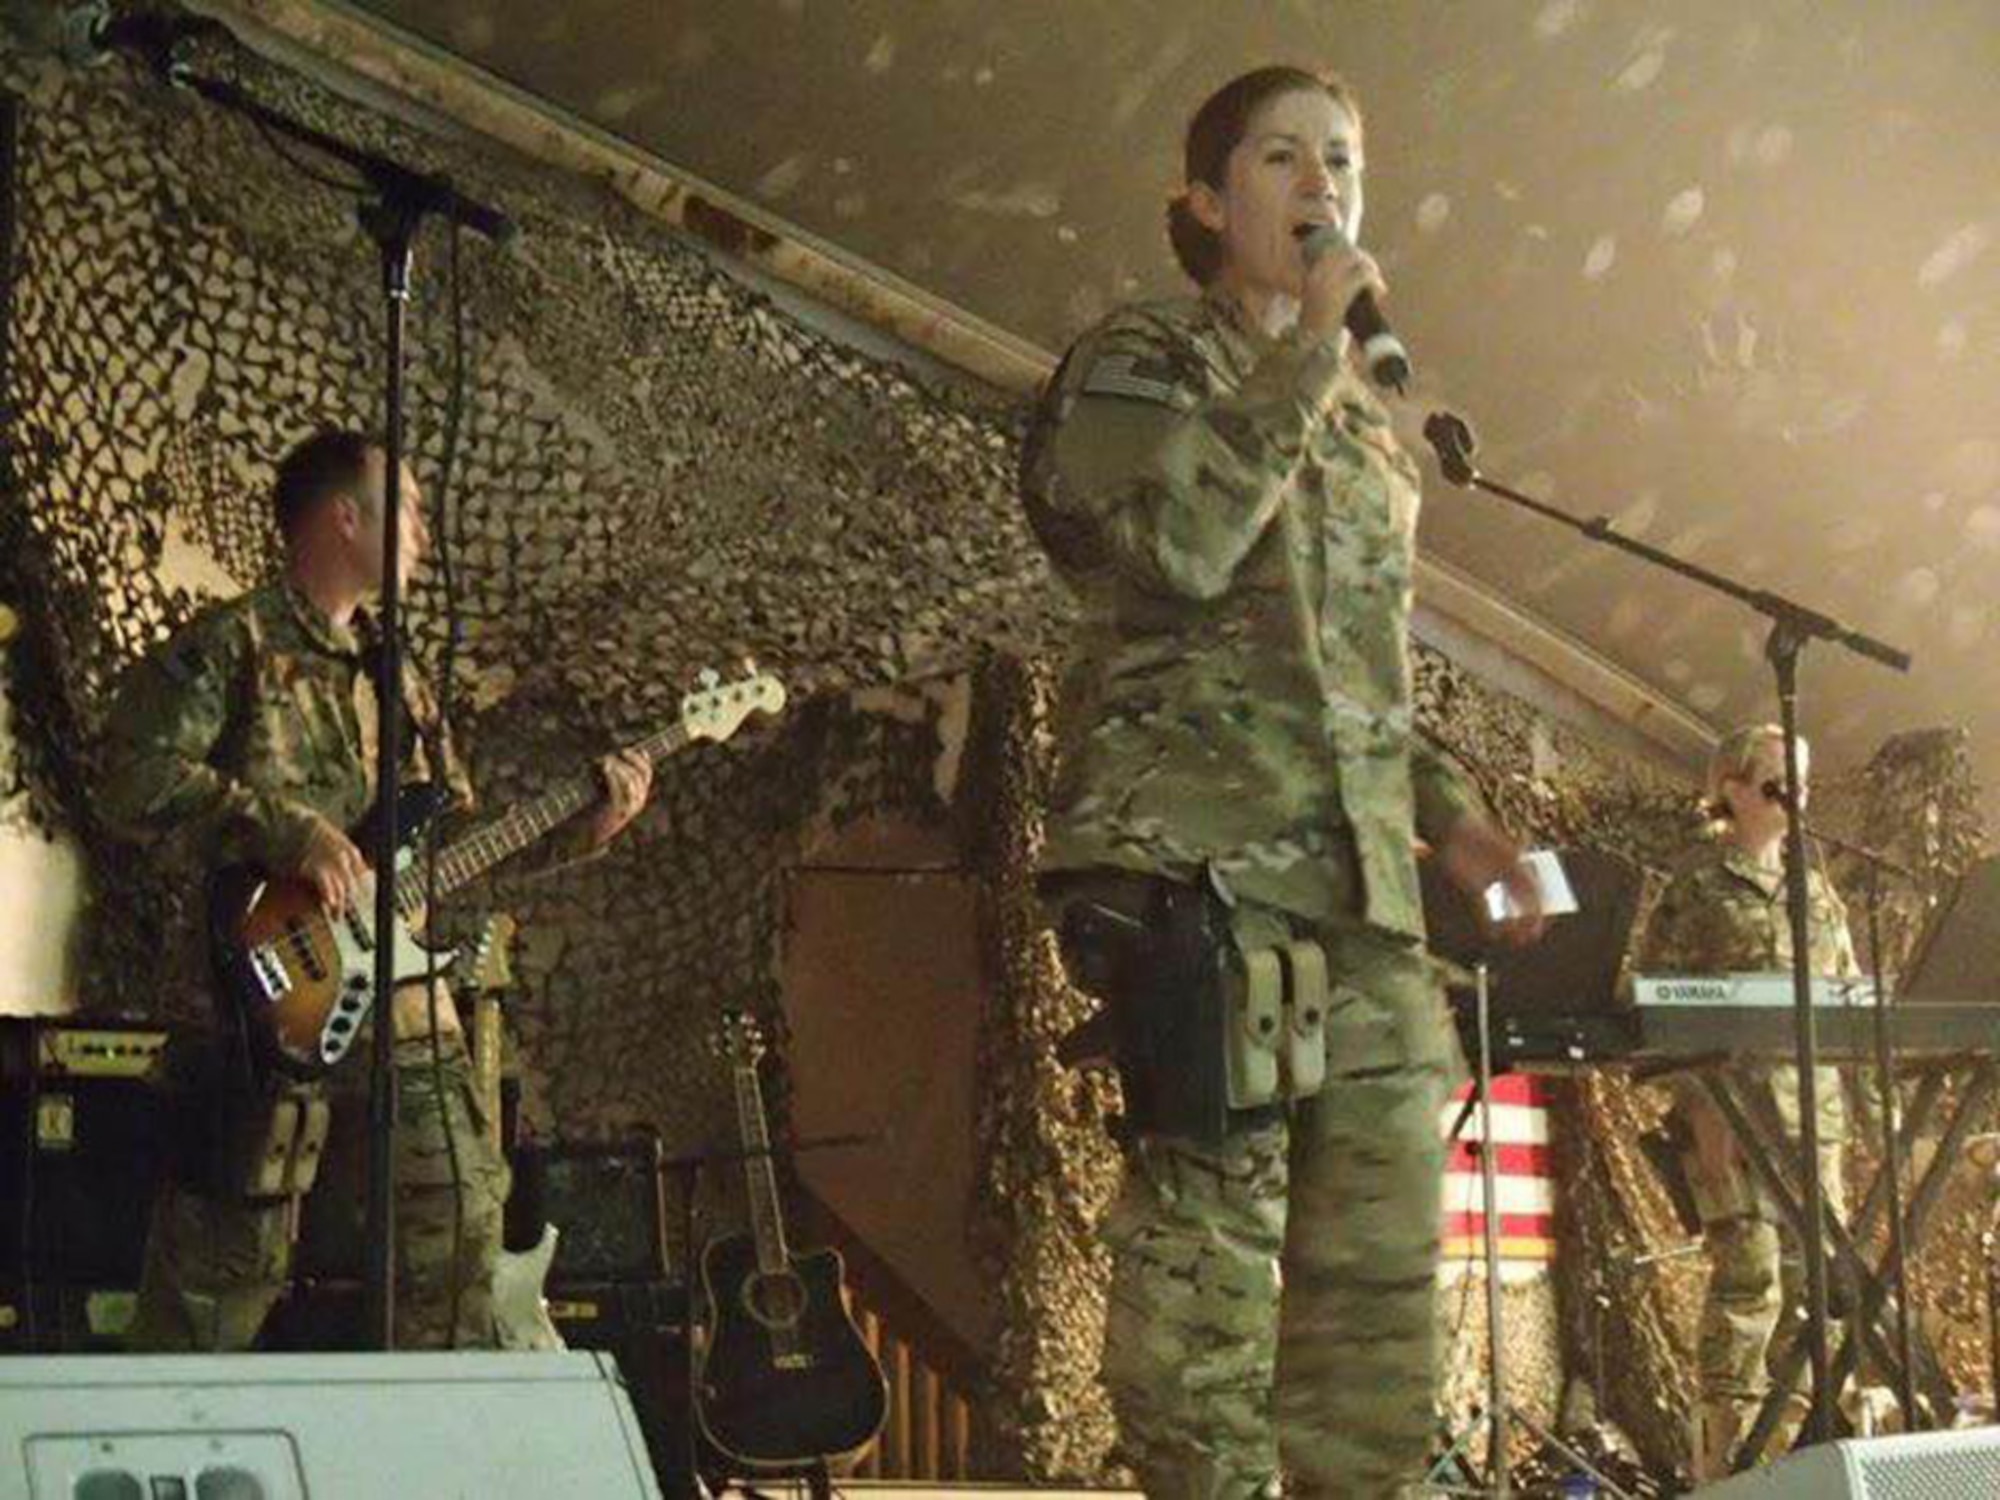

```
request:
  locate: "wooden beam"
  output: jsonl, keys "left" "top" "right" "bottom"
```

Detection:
{"left": 190, "top": 0, "right": 1051, "bottom": 393}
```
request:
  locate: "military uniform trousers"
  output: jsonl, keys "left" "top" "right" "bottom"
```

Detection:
{"left": 1673, "top": 1064, "right": 1848, "bottom": 1462}
{"left": 125, "top": 1026, "right": 511, "bottom": 1353}
{"left": 1094, "top": 901, "right": 1460, "bottom": 1500}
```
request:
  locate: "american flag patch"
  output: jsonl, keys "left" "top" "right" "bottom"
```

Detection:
{"left": 1079, "top": 352, "right": 1190, "bottom": 409}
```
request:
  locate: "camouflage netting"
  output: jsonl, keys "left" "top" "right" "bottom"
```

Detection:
{"left": 1815, "top": 730, "right": 1996, "bottom": 1418}
{"left": 0, "top": 30, "right": 1991, "bottom": 1487}
{"left": 0, "top": 33, "right": 1044, "bottom": 1137}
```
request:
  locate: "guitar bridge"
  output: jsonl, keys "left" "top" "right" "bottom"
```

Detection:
{"left": 247, "top": 944, "right": 293, "bottom": 1001}
{"left": 772, "top": 1354, "right": 814, "bottom": 1372}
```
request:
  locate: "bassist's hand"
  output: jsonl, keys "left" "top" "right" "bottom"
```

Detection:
{"left": 587, "top": 748, "right": 653, "bottom": 848}
{"left": 295, "top": 815, "right": 371, "bottom": 916}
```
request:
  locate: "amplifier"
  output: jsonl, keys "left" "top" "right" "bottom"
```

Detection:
{"left": 0, "top": 1279, "right": 138, "bottom": 1352}
{"left": 261, "top": 1276, "right": 698, "bottom": 1494}
{"left": 0, "top": 1351, "right": 662, "bottom": 1498}
{"left": 507, "top": 1135, "right": 669, "bottom": 1283}
{"left": 0, "top": 1018, "right": 170, "bottom": 1284}
{"left": 549, "top": 1280, "right": 697, "bottom": 1499}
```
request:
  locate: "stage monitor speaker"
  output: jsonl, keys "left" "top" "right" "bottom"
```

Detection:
{"left": 1695, "top": 1426, "right": 2000, "bottom": 1497}
{"left": 0, "top": 1351, "right": 663, "bottom": 1499}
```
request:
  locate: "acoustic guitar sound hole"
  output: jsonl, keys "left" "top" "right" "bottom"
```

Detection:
{"left": 743, "top": 1269, "right": 808, "bottom": 1330}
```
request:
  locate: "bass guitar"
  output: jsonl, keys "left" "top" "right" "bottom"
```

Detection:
{"left": 207, "top": 666, "right": 785, "bottom": 1078}
{"left": 697, "top": 1013, "right": 887, "bottom": 1470}
{"left": 460, "top": 912, "right": 566, "bottom": 1353}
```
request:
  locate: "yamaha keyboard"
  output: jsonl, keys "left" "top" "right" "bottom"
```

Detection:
{"left": 1635, "top": 973, "right": 1880, "bottom": 1011}
{"left": 1474, "top": 973, "right": 2000, "bottom": 1065}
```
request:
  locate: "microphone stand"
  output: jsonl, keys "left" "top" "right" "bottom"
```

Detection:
{"left": 112, "top": 28, "right": 515, "bottom": 1350}
{"left": 1810, "top": 829, "right": 1925, "bottom": 1429}
{"left": 1423, "top": 413, "right": 1912, "bottom": 1447}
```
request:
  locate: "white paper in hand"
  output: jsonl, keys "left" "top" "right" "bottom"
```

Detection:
{"left": 1483, "top": 849, "right": 1578, "bottom": 923}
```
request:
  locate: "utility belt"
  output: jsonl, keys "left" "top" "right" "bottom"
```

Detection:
{"left": 1045, "top": 867, "right": 1332, "bottom": 1147}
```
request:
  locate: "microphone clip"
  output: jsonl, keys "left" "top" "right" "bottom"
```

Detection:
{"left": 61, "top": 5, "right": 232, "bottom": 82}
{"left": 1422, "top": 411, "right": 1480, "bottom": 487}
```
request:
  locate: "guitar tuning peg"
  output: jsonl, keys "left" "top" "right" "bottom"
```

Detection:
{"left": 698, "top": 668, "right": 719, "bottom": 690}
{"left": 741, "top": 655, "right": 758, "bottom": 675}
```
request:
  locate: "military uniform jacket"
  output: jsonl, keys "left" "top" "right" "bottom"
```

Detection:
{"left": 1639, "top": 841, "right": 1860, "bottom": 982}
{"left": 99, "top": 577, "right": 467, "bottom": 877}
{"left": 1638, "top": 838, "right": 1858, "bottom": 1139}
{"left": 1020, "top": 292, "right": 1477, "bottom": 939}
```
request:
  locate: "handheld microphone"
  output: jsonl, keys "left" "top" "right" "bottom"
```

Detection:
{"left": 1295, "top": 222, "right": 1411, "bottom": 395}
{"left": 57, "top": 3, "right": 231, "bottom": 75}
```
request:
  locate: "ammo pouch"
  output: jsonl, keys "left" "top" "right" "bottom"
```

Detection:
{"left": 165, "top": 1039, "right": 330, "bottom": 1202}
{"left": 1053, "top": 870, "right": 1331, "bottom": 1147}
{"left": 225, "top": 1089, "right": 331, "bottom": 1201}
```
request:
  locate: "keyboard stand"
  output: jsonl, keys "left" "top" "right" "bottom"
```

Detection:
{"left": 1696, "top": 1056, "right": 1997, "bottom": 1470}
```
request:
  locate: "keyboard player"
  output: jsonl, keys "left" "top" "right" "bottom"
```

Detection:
{"left": 1637, "top": 723, "right": 1858, "bottom": 1479}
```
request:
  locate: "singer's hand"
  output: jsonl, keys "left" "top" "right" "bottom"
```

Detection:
{"left": 1300, "top": 234, "right": 1386, "bottom": 343}
{"left": 1437, "top": 815, "right": 1547, "bottom": 947}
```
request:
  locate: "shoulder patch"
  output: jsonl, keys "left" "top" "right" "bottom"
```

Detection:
{"left": 156, "top": 596, "right": 253, "bottom": 685}
{"left": 1064, "top": 303, "right": 1209, "bottom": 412}
{"left": 1078, "top": 351, "right": 1193, "bottom": 410}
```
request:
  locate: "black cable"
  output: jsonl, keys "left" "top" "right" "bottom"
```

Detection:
{"left": 1443, "top": 1086, "right": 1483, "bottom": 1355}
{"left": 18, "top": 1031, "right": 40, "bottom": 1348}
{"left": 243, "top": 110, "right": 367, "bottom": 195}
{"left": 0, "top": 89, "right": 40, "bottom": 1354}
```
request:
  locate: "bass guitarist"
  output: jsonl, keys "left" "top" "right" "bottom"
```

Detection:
{"left": 99, "top": 428, "right": 652, "bottom": 1352}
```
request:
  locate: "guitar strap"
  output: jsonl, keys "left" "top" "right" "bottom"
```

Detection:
{"left": 357, "top": 624, "right": 453, "bottom": 799}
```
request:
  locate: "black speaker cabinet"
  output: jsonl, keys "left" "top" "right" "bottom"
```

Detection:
{"left": 0, "top": 1279, "right": 138, "bottom": 1352}
{"left": 0, "top": 1018, "right": 170, "bottom": 1286}
{"left": 506, "top": 1135, "right": 669, "bottom": 1283}
{"left": 547, "top": 1280, "right": 696, "bottom": 1499}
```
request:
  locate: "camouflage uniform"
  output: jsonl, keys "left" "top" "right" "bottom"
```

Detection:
{"left": 1023, "top": 292, "right": 1479, "bottom": 1499}
{"left": 100, "top": 577, "right": 511, "bottom": 1351}
{"left": 1638, "top": 841, "right": 1857, "bottom": 1465}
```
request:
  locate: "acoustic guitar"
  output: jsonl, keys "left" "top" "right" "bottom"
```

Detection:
{"left": 696, "top": 1013, "right": 887, "bottom": 1470}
